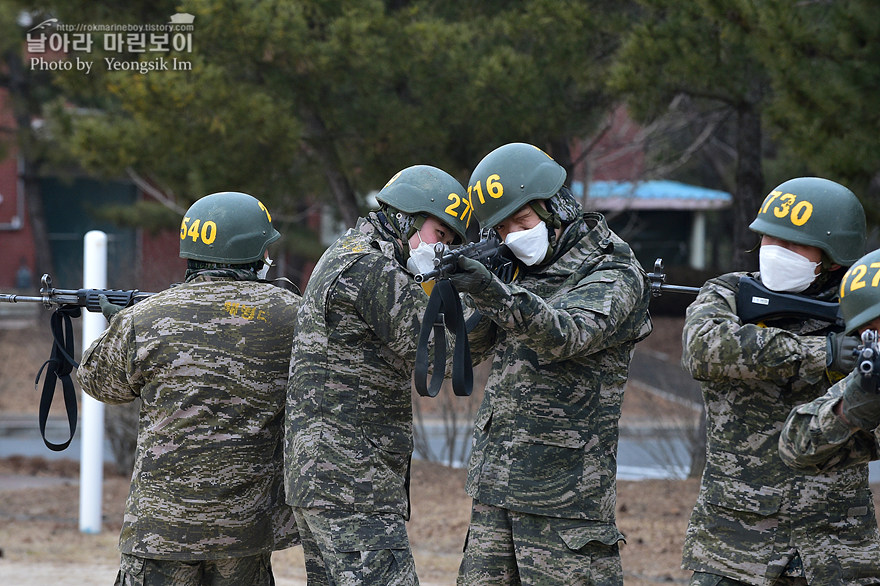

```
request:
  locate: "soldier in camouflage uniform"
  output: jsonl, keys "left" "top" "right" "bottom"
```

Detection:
{"left": 77, "top": 192, "right": 300, "bottom": 586}
{"left": 448, "top": 143, "right": 653, "bottom": 585}
{"left": 778, "top": 247, "right": 880, "bottom": 546}
{"left": 681, "top": 177, "right": 878, "bottom": 585}
{"left": 285, "top": 165, "right": 471, "bottom": 586}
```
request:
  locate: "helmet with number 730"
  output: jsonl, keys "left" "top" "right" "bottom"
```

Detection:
{"left": 179, "top": 192, "right": 280, "bottom": 263}
{"left": 748, "top": 177, "right": 865, "bottom": 266}
{"left": 468, "top": 142, "right": 566, "bottom": 229}
{"left": 840, "top": 249, "right": 880, "bottom": 334}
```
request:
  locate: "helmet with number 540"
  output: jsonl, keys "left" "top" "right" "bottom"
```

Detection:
{"left": 179, "top": 191, "right": 281, "bottom": 263}
{"left": 468, "top": 143, "right": 566, "bottom": 229}
{"left": 749, "top": 177, "right": 866, "bottom": 266}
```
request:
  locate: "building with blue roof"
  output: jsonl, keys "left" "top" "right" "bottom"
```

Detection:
{"left": 570, "top": 179, "right": 733, "bottom": 271}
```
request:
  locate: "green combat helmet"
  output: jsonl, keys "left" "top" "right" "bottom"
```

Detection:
{"left": 840, "top": 249, "right": 880, "bottom": 334}
{"left": 749, "top": 177, "right": 866, "bottom": 266}
{"left": 467, "top": 142, "right": 566, "bottom": 229}
{"left": 376, "top": 165, "right": 470, "bottom": 244}
{"left": 179, "top": 192, "right": 280, "bottom": 263}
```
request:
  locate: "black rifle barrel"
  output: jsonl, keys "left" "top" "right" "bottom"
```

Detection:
{"left": 0, "top": 294, "right": 46, "bottom": 304}
{"left": 647, "top": 258, "right": 700, "bottom": 297}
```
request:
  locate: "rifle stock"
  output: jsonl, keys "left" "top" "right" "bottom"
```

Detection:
{"left": 737, "top": 275, "right": 842, "bottom": 326}
{"left": 648, "top": 258, "right": 843, "bottom": 328}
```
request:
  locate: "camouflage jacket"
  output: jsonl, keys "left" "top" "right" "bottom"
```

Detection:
{"left": 77, "top": 272, "right": 300, "bottom": 560}
{"left": 779, "top": 372, "right": 880, "bottom": 471}
{"left": 285, "top": 214, "right": 435, "bottom": 519}
{"left": 463, "top": 212, "right": 653, "bottom": 528}
{"left": 681, "top": 271, "right": 880, "bottom": 584}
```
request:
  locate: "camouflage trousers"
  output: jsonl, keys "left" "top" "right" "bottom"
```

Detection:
{"left": 114, "top": 552, "right": 274, "bottom": 586}
{"left": 457, "top": 501, "right": 625, "bottom": 585}
{"left": 293, "top": 507, "right": 418, "bottom": 586}
{"left": 689, "top": 572, "right": 807, "bottom": 586}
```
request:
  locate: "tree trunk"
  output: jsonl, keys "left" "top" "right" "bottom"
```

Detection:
{"left": 301, "top": 109, "right": 362, "bottom": 227}
{"left": 549, "top": 138, "right": 573, "bottom": 183}
{"left": 731, "top": 104, "right": 764, "bottom": 272}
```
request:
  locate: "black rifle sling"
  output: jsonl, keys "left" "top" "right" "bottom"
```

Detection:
{"left": 444, "top": 280, "right": 473, "bottom": 397}
{"left": 414, "top": 279, "right": 473, "bottom": 397}
{"left": 35, "top": 307, "right": 80, "bottom": 451}
{"left": 414, "top": 284, "right": 446, "bottom": 397}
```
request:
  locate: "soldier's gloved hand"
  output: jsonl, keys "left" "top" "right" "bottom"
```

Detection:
{"left": 448, "top": 257, "right": 493, "bottom": 294}
{"left": 98, "top": 294, "right": 125, "bottom": 320}
{"left": 826, "top": 332, "right": 860, "bottom": 375}
{"left": 840, "top": 370, "right": 880, "bottom": 431}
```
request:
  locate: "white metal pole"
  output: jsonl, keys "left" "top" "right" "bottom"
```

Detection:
{"left": 689, "top": 210, "right": 707, "bottom": 270}
{"left": 79, "top": 230, "right": 107, "bottom": 534}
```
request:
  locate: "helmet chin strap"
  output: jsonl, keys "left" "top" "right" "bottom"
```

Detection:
{"left": 528, "top": 200, "right": 559, "bottom": 251}
{"left": 405, "top": 215, "right": 428, "bottom": 255}
{"left": 375, "top": 207, "right": 429, "bottom": 262}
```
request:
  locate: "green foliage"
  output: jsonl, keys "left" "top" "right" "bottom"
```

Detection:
{"left": 34, "top": 0, "right": 633, "bottom": 250}
{"left": 18, "top": 0, "right": 880, "bottom": 256}
{"left": 91, "top": 200, "right": 179, "bottom": 234}
{"left": 753, "top": 0, "right": 880, "bottom": 190}
{"left": 609, "top": 0, "right": 765, "bottom": 121}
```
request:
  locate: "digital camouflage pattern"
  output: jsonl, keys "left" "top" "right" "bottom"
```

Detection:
{"left": 459, "top": 212, "right": 652, "bottom": 581}
{"left": 681, "top": 272, "right": 880, "bottom": 584}
{"left": 115, "top": 551, "right": 274, "bottom": 586}
{"left": 293, "top": 508, "right": 417, "bottom": 586}
{"left": 464, "top": 212, "right": 652, "bottom": 519}
{"left": 457, "top": 502, "right": 624, "bottom": 585}
{"left": 780, "top": 371, "right": 880, "bottom": 474}
{"left": 285, "top": 213, "right": 435, "bottom": 516}
{"left": 284, "top": 213, "right": 443, "bottom": 583}
{"left": 77, "top": 270, "right": 300, "bottom": 560}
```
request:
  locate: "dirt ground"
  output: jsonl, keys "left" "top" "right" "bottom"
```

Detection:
{"left": 0, "top": 316, "right": 876, "bottom": 585}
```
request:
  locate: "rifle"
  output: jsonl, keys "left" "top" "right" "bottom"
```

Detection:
{"left": 648, "top": 258, "right": 844, "bottom": 329}
{"left": 414, "top": 230, "right": 517, "bottom": 399}
{"left": 1, "top": 274, "right": 154, "bottom": 451}
{"left": 1, "top": 273, "right": 154, "bottom": 312}
{"left": 414, "top": 229, "right": 516, "bottom": 284}
{"left": 857, "top": 329, "right": 880, "bottom": 376}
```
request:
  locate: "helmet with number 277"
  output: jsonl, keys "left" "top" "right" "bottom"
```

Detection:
{"left": 749, "top": 177, "right": 865, "bottom": 266}
{"left": 840, "top": 248, "right": 880, "bottom": 334}
{"left": 375, "top": 165, "right": 470, "bottom": 244}
{"left": 179, "top": 191, "right": 281, "bottom": 263}
{"left": 468, "top": 143, "right": 567, "bottom": 230}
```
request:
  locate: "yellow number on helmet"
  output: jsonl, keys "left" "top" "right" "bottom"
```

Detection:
{"left": 257, "top": 201, "right": 272, "bottom": 223}
{"left": 486, "top": 174, "right": 503, "bottom": 199}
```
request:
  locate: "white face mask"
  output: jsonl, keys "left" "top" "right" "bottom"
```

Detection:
{"left": 504, "top": 221, "right": 550, "bottom": 266}
{"left": 759, "top": 245, "right": 820, "bottom": 293}
{"left": 257, "top": 256, "right": 273, "bottom": 280}
{"left": 406, "top": 237, "right": 444, "bottom": 277}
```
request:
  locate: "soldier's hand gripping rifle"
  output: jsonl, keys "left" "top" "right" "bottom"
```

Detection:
{"left": 648, "top": 258, "right": 844, "bottom": 328}
{"left": 414, "top": 230, "right": 516, "bottom": 399}
{"left": 414, "top": 229, "right": 516, "bottom": 285}
{"left": 1, "top": 274, "right": 154, "bottom": 451}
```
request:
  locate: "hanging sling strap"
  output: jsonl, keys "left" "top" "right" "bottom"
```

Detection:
{"left": 414, "top": 279, "right": 473, "bottom": 397}
{"left": 35, "top": 306, "right": 81, "bottom": 451}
